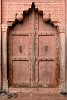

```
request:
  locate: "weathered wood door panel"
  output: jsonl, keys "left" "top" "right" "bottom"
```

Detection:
{"left": 36, "top": 34, "right": 58, "bottom": 87}
{"left": 8, "top": 8, "right": 59, "bottom": 92}
{"left": 8, "top": 13, "right": 32, "bottom": 87}
{"left": 8, "top": 33, "right": 31, "bottom": 87}
{"left": 12, "top": 34, "right": 30, "bottom": 86}
{"left": 35, "top": 13, "right": 59, "bottom": 88}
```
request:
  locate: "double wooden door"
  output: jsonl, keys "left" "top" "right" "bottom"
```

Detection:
{"left": 8, "top": 8, "right": 59, "bottom": 92}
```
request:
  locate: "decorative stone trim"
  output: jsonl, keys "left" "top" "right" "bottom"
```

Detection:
{"left": 7, "top": 3, "right": 61, "bottom": 33}
{"left": 15, "top": 13, "right": 23, "bottom": 21}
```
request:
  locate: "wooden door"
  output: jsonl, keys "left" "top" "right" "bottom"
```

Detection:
{"left": 8, "top": 7, "right": 59, "bottom": 92}
{"left": 35, "top": 13, "right": 59, "bottom": 88}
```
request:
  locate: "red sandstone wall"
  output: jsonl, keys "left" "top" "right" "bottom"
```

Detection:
{"left": 2, "top": 0, "right": 65, "bottom": 28}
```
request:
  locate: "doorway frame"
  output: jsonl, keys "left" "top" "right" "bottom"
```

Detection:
{"left": 2, "top": 3, "right": 65, "bottom": 93}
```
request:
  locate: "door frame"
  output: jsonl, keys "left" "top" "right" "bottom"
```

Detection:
{"left": 2, "top": 4, "right": 66, "bottom": 93}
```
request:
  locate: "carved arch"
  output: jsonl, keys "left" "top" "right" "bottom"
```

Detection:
{"left": 7, "top": 2, "right": 60, "bottom": 33}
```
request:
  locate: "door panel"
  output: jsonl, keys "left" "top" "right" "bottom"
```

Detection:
{"left": 38, "top": 61, "right": 57, "bottom": 87}
{"left": 8, "top": 10, "right": 33, "bottom": 87}
{"left": 8, "top": 33, "right": 31, "bottom": 87}
{"left": 12, "top": 35, "right": 29, "bottom": 56}
{"left": 35, "top": 13, "right": 59, "bottom": 88}
{"left": 38, "top": 35, "right": 56, "bottom": 57}
{"left": 12, "top": 61, "right": 29, "bottom": 85}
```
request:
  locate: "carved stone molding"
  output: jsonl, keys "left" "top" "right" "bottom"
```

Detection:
{"left": 2, "top": 24, "right": 8, "bottom": 32}
{"left": 7, "top": 3, "right": 62, "bottom": 33}
{"left": 15, "top": 12, "right": 23, "bottom": 21}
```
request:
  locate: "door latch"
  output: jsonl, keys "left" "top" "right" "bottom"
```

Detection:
{"left": 19, "top": 46, "right": 22, "bottom": 53}
{"left": 45, "top": 45, "right": 48, "bottom": 51}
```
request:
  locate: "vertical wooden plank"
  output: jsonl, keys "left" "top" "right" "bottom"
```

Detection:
{"left": 0, "top": 0, "right": 1, "bottom": 89}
